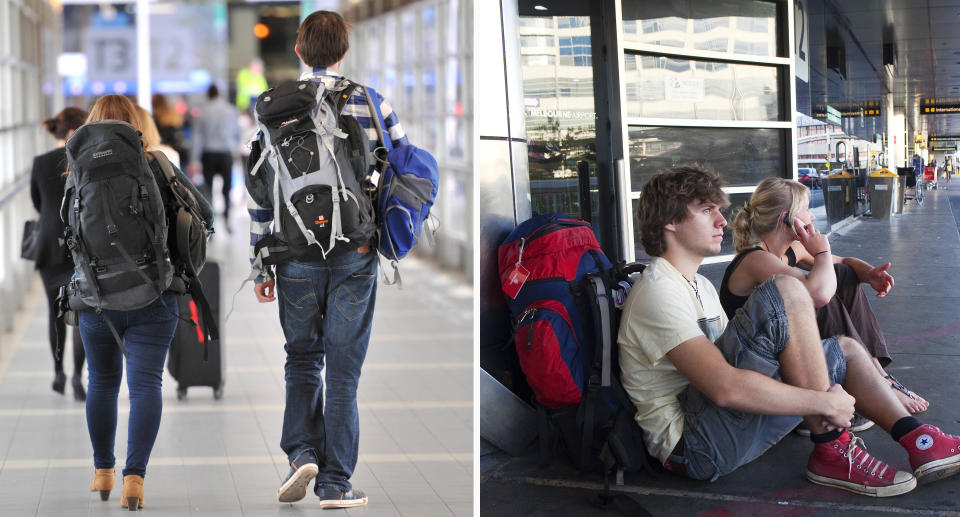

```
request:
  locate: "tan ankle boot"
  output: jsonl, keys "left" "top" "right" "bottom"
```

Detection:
{"left": 90, "top": 468, "right": 114, "bottom": 501}
{"left": 120, "top": 474, "right": 144, "bottom": 510}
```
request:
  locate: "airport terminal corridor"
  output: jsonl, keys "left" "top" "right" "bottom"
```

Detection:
{"left": 0, "top": 212, "right": 473, "bottom": 517}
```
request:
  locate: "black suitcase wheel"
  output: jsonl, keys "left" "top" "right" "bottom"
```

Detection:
{"left": 214, "top": 384, "right": 223, "bottom": 400}
{"left": 177, "top": 387, "right": 187, "bottom": 401}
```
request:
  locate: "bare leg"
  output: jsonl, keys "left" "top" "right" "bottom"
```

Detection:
{"left": 837, "top": 337, "right": 909, "bottom": 433}
{"left": 773, "top": 276, "right": 832, "bottom": 435}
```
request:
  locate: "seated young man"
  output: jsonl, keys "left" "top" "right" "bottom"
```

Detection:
{"left": 617, "top": 164, "right": 960, "bottom": 497}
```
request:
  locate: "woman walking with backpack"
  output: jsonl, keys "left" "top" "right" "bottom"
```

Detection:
{"left": 31, "top": 107, "right": 88, "bottom": 400}
{"left": 69, "top": 95, "right": 212, "bottom": 510}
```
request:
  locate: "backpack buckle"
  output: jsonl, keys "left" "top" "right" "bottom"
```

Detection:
{"left": 129, "top": 204, "right": 139, "bottom": 215}
{"left": 107, "top": 224, "right": 119, "bottom": 235}
{"left": 94, "top": 265, "right": 107, "bottom": 274}
{"left": 73, "top": 198, "right": 80, "bottom": 212}
{"left": 139, "top": 185, "right": 149, "bottom": 198}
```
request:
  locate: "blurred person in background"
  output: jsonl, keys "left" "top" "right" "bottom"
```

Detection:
{"left": 188, "top": 84, "right": 239, "bottom": 227}
{"left": 135, "top": 106, "right": 181, "bottom": 167}
{"left": 152, "top": 93, "right": 188, "bottom": 167}
{"left": 236, "top": 57, "right": 268, "bottom": 115}
{"left": 31, "top": 107, "right": 88, "bottom": 401}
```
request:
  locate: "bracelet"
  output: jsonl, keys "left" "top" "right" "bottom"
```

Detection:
{"left": 814, "top": 250, "right": 830, "bottom": 257}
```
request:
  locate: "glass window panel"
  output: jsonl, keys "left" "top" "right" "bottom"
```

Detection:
{"left": 401, "top": 10, "right": 416, "bottom": 63}
{"left": 624, "top": 55, "right": 780, "bottom": 121}
{"left": 445, "top": 57, "right": 463, "bottom": 115}
{"left": 519, "top": 17, "right": 553, "bottom": 29}
{"left": 384, "top": 15, "right": 397, "bottom": 64}
{"left": 445, "top": 115, "right": 466, "bottom": 162}
{"left": 403, "top": 69, "right": 416, "bottom": 113}
{"left": 446, "top": 0, "right": 460, "bottom": 53}
{"left": 622, "top": 0, "right": 778, "bottom": 58}
{"left": 522, "top": 54, "right": 556, "bottom": 66}
{"left": 628, "top": 126, "right": 786, "bottom": 189}
{"left": 423, "top": 64, "right": 437, "bottom": 114}
{"left": 422, "top": 5, "right": 437, "bottom": 58}
{"left": 520, "top": 35, "right": 555, "bottom": 48}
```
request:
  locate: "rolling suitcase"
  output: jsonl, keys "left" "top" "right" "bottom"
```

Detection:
{"left": 167, "top": 261, "right": 224, "bottom": 400}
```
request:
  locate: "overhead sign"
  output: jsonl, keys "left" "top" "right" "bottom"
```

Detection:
{"left": 921, "top": 98, "right": 960, "bottom": 114}
{"left": 933, "top": 146, "right": 957, "bottom": 151}
{"left": 813, "top": 101, "right": 880, "bottom": 121}
{"left": 929, "top": 135, "right": 960, "bottom": 141}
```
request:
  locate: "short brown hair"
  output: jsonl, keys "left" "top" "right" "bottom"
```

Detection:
{"left": 636, "top": 164, "right": 729, "bottom": 257}
{"left": 296, "top": 11, "right": 350, "bottom": 68}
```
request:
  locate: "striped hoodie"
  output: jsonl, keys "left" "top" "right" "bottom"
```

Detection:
{"left": 247, "top": 68, "right": 409, "bottom": 281}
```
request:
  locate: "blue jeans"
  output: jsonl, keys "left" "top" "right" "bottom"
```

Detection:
{"left": 78, "top": 292, "right": 178, "bottom": 478}
{"left": 677, "top": 277, "right": 847, "bottom": 482}
{"left": 276, "top": 250, "right": 377, "bottom": 493}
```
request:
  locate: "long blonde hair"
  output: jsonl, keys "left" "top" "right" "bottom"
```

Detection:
{"left": 152, "top": 93, "right": 183, "bottom": 128}
{"left": 135, "top": 105, "right": 161, "bottom": 148}
{"left": 65, "top": 95, "right": 149, "bottom": 176}
{"left": 730, "top": 176, "right": 809, "bottom": 252}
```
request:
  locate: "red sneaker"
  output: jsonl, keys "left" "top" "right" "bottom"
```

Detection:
{"left": 807, "top": 431, "right": 916, "bottom": 497}
{"left": 898, "top": 424, "right": 960, "bottom": 483}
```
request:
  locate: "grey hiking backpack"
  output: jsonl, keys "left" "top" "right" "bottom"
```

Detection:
{"left": 62, "top": 120, "right": 172, "bottom": 314}
{"left": 246, "top": 78, "right": 376, "bottom": 265}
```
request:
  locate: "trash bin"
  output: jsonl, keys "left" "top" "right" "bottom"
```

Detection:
{"left": 823, "top": 170, "right": 852, "bottom": 224}
{"left": 868, "top": 168, "right": 898, "bottom": 220}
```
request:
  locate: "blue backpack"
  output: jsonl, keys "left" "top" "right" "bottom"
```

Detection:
{"left": 363, "top": 87, "right": 439, "bottom": 284}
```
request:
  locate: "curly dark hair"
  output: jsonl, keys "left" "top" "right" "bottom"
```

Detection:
{"left": 636, "top": 164, "right": 729, "bottom": 257}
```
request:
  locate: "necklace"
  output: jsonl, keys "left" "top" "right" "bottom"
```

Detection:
{"left": 684, "top": 275, "right": 703, "bottom": 309}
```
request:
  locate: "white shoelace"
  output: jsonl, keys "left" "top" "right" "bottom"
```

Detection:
{"left": 844, "top": 433, "right": 889, "bottom": 480}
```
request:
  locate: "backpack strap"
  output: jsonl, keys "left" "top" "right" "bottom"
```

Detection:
{"left": 150, "top": 151, "right": 219, "bottom": 350}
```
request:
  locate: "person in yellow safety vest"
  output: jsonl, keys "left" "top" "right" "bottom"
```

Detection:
{"left": 236, "top": 58, "right": 268, "bottom": 114}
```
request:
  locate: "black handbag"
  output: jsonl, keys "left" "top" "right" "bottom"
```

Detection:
{"left": 20, "top": 220, "right": 38, "bottom": 261}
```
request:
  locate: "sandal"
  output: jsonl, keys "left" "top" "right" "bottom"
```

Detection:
{"left": 884, "top": 374, "right": 929, "bottom": 413}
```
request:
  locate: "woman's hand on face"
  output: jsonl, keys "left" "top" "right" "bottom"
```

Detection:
{"left": 791, "top": 215, "right": 831, "bottom": 256}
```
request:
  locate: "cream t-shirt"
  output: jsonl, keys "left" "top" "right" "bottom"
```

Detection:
{"left": 617, "top": 256, "right": 728, "bottom": 464}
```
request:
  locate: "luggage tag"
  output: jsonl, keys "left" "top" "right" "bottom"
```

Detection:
{"left": 503, "top": 238, "right": 529, "bottom": 299}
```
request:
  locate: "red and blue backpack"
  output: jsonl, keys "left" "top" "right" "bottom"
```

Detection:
{"left": 498, "top": 214, "right": 611, "bottom": 408}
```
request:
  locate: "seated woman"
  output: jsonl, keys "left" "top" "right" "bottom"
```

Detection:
{"left": 720, "top": 177, "right": 928, "bottom": 415}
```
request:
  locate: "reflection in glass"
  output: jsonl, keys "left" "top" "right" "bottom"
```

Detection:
{"left": 446, "top": 0, "right": 459, "bottom": 52}
{"left": 520, "top": 15, "right": 598, "bottom": 223}
{"left": 624, "top": 55, "right": 780, "bottom": 121}
{"left": 446, "top": 116, "right": 466, "bottom": 162}
{"left": 628, "top": 126, "right": 786, "bottom": 189}
{"left": 621, "top": 0, "right": 778, "bottom": 57}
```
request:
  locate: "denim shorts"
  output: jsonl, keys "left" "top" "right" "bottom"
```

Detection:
{"left": 676, "top": 276, "right": 847, "bottom": 482}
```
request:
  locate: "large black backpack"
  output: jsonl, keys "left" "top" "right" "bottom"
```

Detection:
{"left": 245, "top": 79, "right": 376, "bottom": 265}
{"left": 63, "top": 120, "right": 172, "bottom": 314}
{"left": 63, "top": 121, "right": 217, "bottom": 355}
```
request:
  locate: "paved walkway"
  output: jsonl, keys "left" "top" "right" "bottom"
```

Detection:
{"left": 0, "top": 211, "right": 473, "bottom": 516}
{"left": 482, "top": 183, "right": 960, "bottom": 516}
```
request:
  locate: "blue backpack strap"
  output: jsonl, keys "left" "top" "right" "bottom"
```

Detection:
{"left": 363, "top": 86, "right": 394, "bottom": 152}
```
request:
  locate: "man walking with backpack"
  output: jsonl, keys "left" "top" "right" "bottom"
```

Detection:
{"left": 246, "top": 10, "right": 407, "bottom": 509}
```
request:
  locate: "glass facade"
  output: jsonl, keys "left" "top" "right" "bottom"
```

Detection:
{"left": 343, "top": 0, "right": 472, "bottom": 273}
{"left": 621, "top": 0, "right": 791, "bottom": 261}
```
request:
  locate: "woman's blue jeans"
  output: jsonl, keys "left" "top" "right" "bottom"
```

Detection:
{"left": 78, "top": 292, "right": 177, "bottom": 478}
{"left": 276, "top": 250, "right": 377, "bottom": 493}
